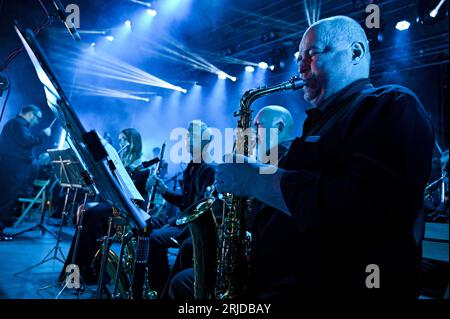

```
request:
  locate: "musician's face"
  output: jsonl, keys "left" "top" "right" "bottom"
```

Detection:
{"left": 28, "top": 111, "right": 42, "bottom": 127}
{"left": 118, "top": 133, "right": 128, "bottom": 149}
{"left": 298, "top": 25, "right": 351, "bottom": 106}
{"left": 185, "top": 128, "right": 201, "bottom": 156}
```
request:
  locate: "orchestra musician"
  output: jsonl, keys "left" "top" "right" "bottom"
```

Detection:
{"left": 0, "top": 105, "right": 52, "bottom": 241}
{"left": 167, "top": 105, "right": 295, "bottom": 299}
{"left": 145, "top": 120, "right": 215, "bottom": 297}
{"left": 215, "top": 16, "right": 435, "bottom": 299}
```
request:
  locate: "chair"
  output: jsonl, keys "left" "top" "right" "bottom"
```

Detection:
{"left": 13, "top": 179, "right": 52, "bottom": 228}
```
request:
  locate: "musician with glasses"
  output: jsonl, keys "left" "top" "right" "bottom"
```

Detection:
{"left": 0, "top": 105, "right": 51, "bottom": 241}
{"left": 215, "top": 16, "right": 435, "bottom": 299}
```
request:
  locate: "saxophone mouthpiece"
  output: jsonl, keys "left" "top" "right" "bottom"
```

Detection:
{"left": 290, "top": 76, "right": 307, "bottom": 90}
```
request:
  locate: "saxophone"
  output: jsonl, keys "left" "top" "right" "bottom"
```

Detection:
{"left": 176, "top": 76, "right": 306, "bottom": 299}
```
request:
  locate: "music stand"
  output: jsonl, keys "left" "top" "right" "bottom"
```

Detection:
{"left": 14, "top": 148, "right": 91, "bottom": 284}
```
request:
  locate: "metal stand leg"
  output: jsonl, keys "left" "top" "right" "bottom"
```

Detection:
{"left": 12, "top": 192, "right": 57, "bottom": 239}
{"left": 37, "top": 192, "right": 93, "bottom": 299}
{"left": 112, "top": 230, "right": 133, "bottom": 298}
{"left": 96, "top": 217, "right": 114, "bottom": 299}
{"left": 14, "top": 188, "right": 71, "bottom": 277}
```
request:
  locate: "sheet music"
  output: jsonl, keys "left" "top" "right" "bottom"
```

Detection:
{"left": 100, "top": 138, "right": 145, "bottom": 202}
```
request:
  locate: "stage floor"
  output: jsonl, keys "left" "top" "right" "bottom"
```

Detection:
{"left": 0, "top": 220, "right": 178, "bottom": 299}
{"left": 0, "top": 221, "right": 91, "bottom": 299}
{"left": 1, "top": 220, "right": 447, "bottom": 299}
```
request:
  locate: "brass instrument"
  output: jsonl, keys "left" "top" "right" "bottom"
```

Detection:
{"left": 177, "top": 76, "right": 306, "bottom": 299}
{"left": 93, "top": 220, "right": 157, "bottom": 299}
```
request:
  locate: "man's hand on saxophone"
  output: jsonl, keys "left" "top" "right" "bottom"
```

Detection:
{"left": 215, "top": 153, "right": 290, "bottom": 215}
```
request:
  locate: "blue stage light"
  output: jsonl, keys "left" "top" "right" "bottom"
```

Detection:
{"left": 125, "top": 20, "right": 132, "bottom": 28}
{"left": 147, "top": 9, "right": 157, "bottom": 16}
{"left": 395, "top": 20, "right": 410, "bottom": 31}
{"left": 218, "top": 72, "right": 227, "bottom": 80}
{"left": 245, "top": 66, "right": 255, "bottom": 73}
{"left": 106, "top": 35, "right": 114, "bottom": 42}
{"left": 258, "top": 62, "right": 268, "bottom": 69}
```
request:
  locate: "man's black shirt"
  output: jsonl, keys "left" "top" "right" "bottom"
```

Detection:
{"left": 250, "top": 79, "right": 434, "bottom": 299}
{"left": 163, "top": 161, "right": 215, "bottom": 215}
{"left": 0, "top": 115, "right": 45, "bottom": 162}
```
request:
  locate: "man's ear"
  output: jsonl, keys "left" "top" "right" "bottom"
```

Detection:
{"left": 276, "top": 121, "right": 285, "bottom": 133}
{"left": 351, "top": 41, "right": 365, "bottom": 64}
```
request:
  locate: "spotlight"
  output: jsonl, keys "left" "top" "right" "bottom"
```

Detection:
{"left": 245, "top": 66, "right": 255, "bottom": 73}
{"left": 269, "top": 65, "right": 275, "bottom": 71}
{"left": 106, "top": 35, "right": 115, "bottom": 42}
{"left": 147, "top": 9, "right": 157, "bottom": 16}
{"left": 294, "top": 51, "right": 300, "bottom": 60}
{"left": 230, "top": 76, "right": 237, "bottom": 82}
{"left": 395, "top": 20, "right": 410, "bottom": 31}
{"left": 218, "top": 72, "right": 227, "bottom": 80}
{"left": 258, "top": 62, "right": 268, "bottom": 69}
{"left": 91, "top": 42, "right": 96, "bottom": 47}
{"left": 175, "top": 86, "right": 188, "bottom": 93}
{"left": 430, "top": 0, "right": 446, "bottom": 18}
{"left": 125, "top": 20, "right": 132, "bottom": 28}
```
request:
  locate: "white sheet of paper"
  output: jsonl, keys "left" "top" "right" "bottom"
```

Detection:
{"left": 101, "top": 138, "right": 145, "bottom": 202}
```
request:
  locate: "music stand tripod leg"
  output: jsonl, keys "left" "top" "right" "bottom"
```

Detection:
{"left": 14, "top": 188, "right": 70, "bottom": 287}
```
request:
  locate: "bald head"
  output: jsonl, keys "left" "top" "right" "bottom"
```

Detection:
{"left": 254, "top": 105, "right": 294, "bottom": 141}
{"left": 309, "top": 16, "right": 371, "bottom": 69}
{"left": 298, "top": 15, "right": 371, "bottom": 107}
{"left": 254, "top": 105, "right": 293, "bottom": 161}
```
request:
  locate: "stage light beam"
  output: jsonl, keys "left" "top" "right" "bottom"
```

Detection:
{"left": 430, "top": 0, "right": 446, "bottom": 18}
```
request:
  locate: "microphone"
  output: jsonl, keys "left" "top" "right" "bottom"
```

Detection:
{"left": 52, "top": 0, "right": 81, "bottom": 41}
{"left": 135, "top": 157, "right": 160, "bottom": 170}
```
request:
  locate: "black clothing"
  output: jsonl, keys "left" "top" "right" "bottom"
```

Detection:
{"left": 148, "top": 161, "right": 215, "bottom": 295}
{"left": 168, "top": 268, "right": 194, "bottom": 300}
{"left": 0, "top": 116, "right": 46, "bottom": 231}
{"left": 162, "top": 161, "right": 215, "bottom": 215}
{"left": 253, "top": 79, "right": 434, "bottom": 299}
{"left": 0, "top": 116, "right": 45, "bottom": 161}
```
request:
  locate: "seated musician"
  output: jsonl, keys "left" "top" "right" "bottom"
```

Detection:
{"left": 167, "top": 105, "right": 295, "bottom": 299}
{"left": 145, "top": 120, "right": 215, "bottom": 297}
{"left": 215, "top": 16, "right": 434, "bottom": 299}
{"left": 62, "top": 127, "right": 151, "bottom": 283}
